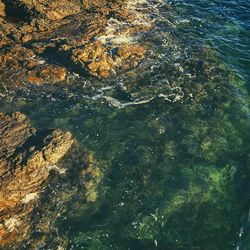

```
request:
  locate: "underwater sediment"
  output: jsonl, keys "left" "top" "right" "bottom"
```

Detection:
{"left": 0, "top": 0, "right": 249, "bottom": 249}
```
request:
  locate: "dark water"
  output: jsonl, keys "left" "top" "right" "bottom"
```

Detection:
{"left": 1, "top": 0, "right": 250, "bottom": 249}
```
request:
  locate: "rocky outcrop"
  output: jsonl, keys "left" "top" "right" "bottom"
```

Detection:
{"left": 71, "top": 41, "right": 115, "bottom": 77}
{"left": 3, "top": 0, "right": 81, "bottom": 20}
{"left": 0, "top": 0, "right": 149, "bottom": 88}
{"left": 0, "top": 112, "right": 74, "bottom": 248}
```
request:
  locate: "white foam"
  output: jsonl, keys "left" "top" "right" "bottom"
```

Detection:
{"left": 97, "top": 0, "right": 160, "bottom": 44}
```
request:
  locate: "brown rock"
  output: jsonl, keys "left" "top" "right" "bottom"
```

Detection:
{"left": 0, "top": 0, "right": 149, "bottom": 87}
{"left": 82, "top": 0, "right": 126, "bottom": 16}
{"left": 21, "top": 33, "right": 32, "bottom": 43}
{"left": 115, "top": 44, "right": 146, "bottom": 71}
{"left": 0, "top": 112, "right": 74, "bottom": 248}
{"left": 0, "top": 45, "right": 67, "bottom": 86}
{"left": 26, "top": 75, "right": 44, "bottom": 84}
{"left": 71, "top": 41, "right": 114, "bottom": 76}
{"left": 27, "top": 65, "right": 67, "bottom": 84}
{"left": 43, "top": 0, "right": 81, "bottom": 20}
{"left": 117, "top": 44, "right": 145, "bottom": 60}
{"left": 0, "top": 0, "right": 5, "bottom": 17}
{"left": 82, "top": 0, "right": 109, "bottom": 11}
{"left": 0, "top": 45, "right": 35, "bottom": 74}
{"left": 4, "top": 0, "right": 81, "bottom": 20}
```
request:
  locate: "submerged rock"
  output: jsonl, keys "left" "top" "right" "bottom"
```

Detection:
{"left": 115, "top": 44, "right": 145, "bottom": 71}
{"left": 0, "top": 112, "right": 74, "bottom": 248}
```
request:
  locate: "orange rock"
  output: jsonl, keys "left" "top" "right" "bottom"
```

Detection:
{"left": 21, "top": 34, "right": 32, "bottom": 43}
{"left": 0, "top": 0, "right": 151, "bottom": 86}
{"left": 41, "top": 65, "right": 66, "bottom": 80}
{"left": 72, "top": 41, "right": 114, "bottom": 76}
{"left": 99, "top": 70, "right": 111, "bottom": 77}
{"left": 25, "top": 60, "right": 39, "bottom": 69}
{"left": 0, "top": 0, "right": 5, "bottom": 17}
{"left": 27, "top": 75, "right": 44, "bottom": 84}
{"left": 7, "top": 0, "right": 81, "bottom": 20}
{"left": 27, "top": 65, "right": 67, "bottom": 84}
{"left": 45, "top": 0, "right": 81, "bottom": 20}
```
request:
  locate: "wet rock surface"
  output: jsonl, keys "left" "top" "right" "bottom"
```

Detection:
{"left": 0, "top": 112, "right": 103, "bottom": 249}
{"left": 0, "top": 112, "right": 74, "bottom": 247}
{"left": 4, "top": 0, "right": 81, "bottom": 20}
{"left": 0, "top": 0, "right": 5, "bottom": 17}
{"left": 0, "top": 0, "right": 149, "bottom": 89}
{"left": 0, "top": 1, "right": 249, "bottom": 249}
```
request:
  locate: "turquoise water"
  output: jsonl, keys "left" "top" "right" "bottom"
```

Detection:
{"left": 0, "top": 1, "right": 250, "bottom": 249}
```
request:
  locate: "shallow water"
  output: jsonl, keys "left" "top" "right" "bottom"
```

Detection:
{"left": 1, "top": 0, "right": 250, "bottom": 249}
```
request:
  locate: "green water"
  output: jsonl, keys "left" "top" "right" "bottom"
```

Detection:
{"left": 0, "top": 1, "right": 249, "bottom": 249}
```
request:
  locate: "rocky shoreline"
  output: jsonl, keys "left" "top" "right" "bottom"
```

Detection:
{"left": 0, "top": 1, "right": 151, "bottom": 247}
{"left": 0, "top": 1, "right": 249, "bottom": 249}
{"left": 0, "top": 0, "right": 151, "bottom": 88}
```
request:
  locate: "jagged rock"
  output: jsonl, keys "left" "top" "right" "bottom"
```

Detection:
{"left": 0, "top": 45, "right": 35, "bottom": 77}
{"left": 0, "top": 0, "right": 150, "bottom": 88}
{"left": 0, "top": 112, "right": 74, "bottom": 248}
{"left": 3, "top": 0, "right": 81, "bottom": 20}
{"left": 82, "top": 0, "right": 108, "bottom": 10}
{"left": 71, "top": 41, "right": 114, "bottom": 77}
{"left": 23, "top": 148, "right": 104, "bottom": 249}
{"left": 71, "top": 41, "right": 146, "bottom": 76}
{"left": 0, "top": 112, "right": 104, "bottom": 249}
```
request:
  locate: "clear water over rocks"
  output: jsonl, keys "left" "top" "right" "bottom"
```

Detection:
{"left": 0, "top": 0, "right": 249, "bottom": 249}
